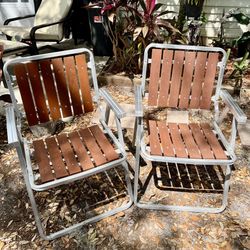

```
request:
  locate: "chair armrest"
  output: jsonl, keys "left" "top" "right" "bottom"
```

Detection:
{"left": 5, "top": 104, "right": 19, "bottom": 147}
{"left": 135, "top": 85, "right": 143, "bottom": 117}
{"left": 99, "top": 88, "right": 126, "bottom": 119}
{"left": 220, "top": 90, "right": 247, "bottom": 124}
{"left": 29, "top": 17, "right": 69, "bottom": 39}
{"left": 4, "top": 15, "right": 35, "bottom": 25}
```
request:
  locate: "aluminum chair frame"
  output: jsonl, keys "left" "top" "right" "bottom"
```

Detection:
{"left": 4, "top": 48, "right": 133, "bottom": 240}
{"left": 133, "top": 43, "right": 247, "bottom": 213}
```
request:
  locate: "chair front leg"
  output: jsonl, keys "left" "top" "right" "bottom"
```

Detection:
{"left": 133, "top": 117, "right": 143, "bottom": 203}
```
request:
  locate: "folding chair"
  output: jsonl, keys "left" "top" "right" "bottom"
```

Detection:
{"left": 0, "top": 0, "right": 73, "bottom": 54}
{"left": 133, "top": 43, "right": 247, "bottom": 213}
{"left": 4, "top": 48, "right": 133, "bottom": 240}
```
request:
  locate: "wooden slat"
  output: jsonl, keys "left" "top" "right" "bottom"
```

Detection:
{"left": 89, "top": 125, "right": 119, "bottom": 162}
{"left": 79, "top": 127, "right": 107, "bottom": 166}
{"left": 64, "top": 56, "right": 83, "bottom": 116}
{"left": 157, "top": 121, "right": 175, "bottom": 157}
{"left": 148, "top": 49, "right": 162, "bottom": 106}
{"left": 201, "top": 123, "right": 227, "bottom": 160}
{"left": 168, "top": 123, "right": 188, "bottom": 158}
{"left": 189, "top": 123, "right": 215, "bottom": 159}
{"left": 190, "top": 52, "right": 207, "bottom": 108}
{"left": 40, "top": 60, "right": 61, "bottom": 120}
{"left": 26, "top": 62, "right": 50, "bottom": 123}
{"left": 75, "top": 54, "right": 93, "bottom": 113}
{"left": 33, "top": 140, "right": 54, "bottom": 183}
{"left": 14, "top": 64, "right": 38, "bottom": 126}
{"left": 200, "top": 53, "right": 219, "bottom": 109}
{"left": 158, "top": 50, "right": 173, "bottom": 107}
{"left": 168, "top": 51, "right": 185, "bottom": 108}
{"left": 45, "top": 137, "right": 68, "bottom": 178}
{"left": 179, "top": 51, "right": 196, "bottom": 109}
{"left": 178, "top": 124, "right": 202, "bottom": 159}
{"left": 52, "top": 58, "right": 72, "bottom": 118}
{"left": 68, "top": 131, "right": 94, "bottom": 170}
{"left": 148, "top": 120, "right": 162, "bottom": 155}
{"left": 57, "top": 133, "right": 82, "bottom": 174}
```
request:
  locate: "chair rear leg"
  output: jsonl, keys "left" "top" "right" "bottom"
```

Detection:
{"left": 122, "top": 161, "right": 133, "bottom": 201}
{"left": 29, "top": 40, "right": 39, "bottom": 55}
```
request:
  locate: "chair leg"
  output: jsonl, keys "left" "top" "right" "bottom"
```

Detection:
{"left": 133, "top": 143, "right": 141, "bottom": 203}
{"left": 134, "top": 161, "right": 232, "bottom": 213}
{"left": 29, "top": 40, "right": 39, "bottom": 55}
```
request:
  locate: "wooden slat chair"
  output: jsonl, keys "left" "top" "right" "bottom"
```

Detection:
{"left": 133, "top": 43, "right": 247, "bottom": 213}
{"left": 4, "top": 48, "right": 132, "bottom": 240}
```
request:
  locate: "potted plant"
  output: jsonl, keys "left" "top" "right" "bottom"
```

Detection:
{"left": 100, "top": 0, "right": 187, "bottom": 76}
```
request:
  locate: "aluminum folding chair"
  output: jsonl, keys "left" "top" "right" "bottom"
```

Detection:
{"left": 4, "top": 48, "right": 133, "bottom": 240}
{"left": 133, "top": 43, "right": 247, "bottom": 213}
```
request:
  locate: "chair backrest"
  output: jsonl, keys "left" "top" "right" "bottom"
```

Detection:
{"left": 142, "top": 44, "right": 227, "bottom": 110}
{"left": 4, "top": 48, "right": 98, "bottom": 127}
{"left": 34, "top": 0, "right": 73, "bottom": 40}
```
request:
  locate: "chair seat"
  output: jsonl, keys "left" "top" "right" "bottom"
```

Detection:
{"left": 148, "top": 120, "right": 228, "bottom": 160}
{"left": 33, "top": 125, "right": 119, "bottom": 183}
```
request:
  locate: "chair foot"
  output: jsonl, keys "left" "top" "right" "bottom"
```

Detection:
{"left": 134, "top": 200, "right": 227, "bottom": 213}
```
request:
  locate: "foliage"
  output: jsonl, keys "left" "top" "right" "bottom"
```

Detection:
{"left": 101, "top": 0, "right": 187, "bottom": 74}
{"left": 229, "top": 51, "right": 249, "bottom": 93}
{"left": 223, "top": 8, "right": 250, "bottom": 51}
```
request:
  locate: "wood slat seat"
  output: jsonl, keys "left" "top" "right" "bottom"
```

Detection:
{"left": 148, "top": 120, "right": 227, "bottom": 160}
{"left": 33, "top": 125, "right": 119, "bottom": 183}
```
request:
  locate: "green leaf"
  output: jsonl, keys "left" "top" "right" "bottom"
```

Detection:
{"left": 156, "top": 10, "right": 176, "bottom": 18}
{"left": 142, "top": 25, "right": 149, "bottom": 38}
{"left": 152, "top": 3, "right": 164, "bottom": 12}
{"left": 133, "top": 27, "right": 142, "bottom": 41}
{"left": 139, "top": 0, "right": 147, "bottom": 12}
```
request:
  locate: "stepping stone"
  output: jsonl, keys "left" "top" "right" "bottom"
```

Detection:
{"left": 167, "top": 110, "right": 189, "bottom": 124}
{"left": 92, "top": 103, "right": 135, "bottom": 129}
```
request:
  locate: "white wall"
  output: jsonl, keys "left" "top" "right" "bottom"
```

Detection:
{"left": 0, "top": 0, "right": 35, "bottom": 27}
{"left": 159, "top": 0, "right": 250, "bottom": 45}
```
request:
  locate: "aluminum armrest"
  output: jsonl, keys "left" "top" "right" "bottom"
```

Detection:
{"left": 220, "top": 89, "right": 247, "bottom": 124}
{"left": 99, "top": 88, "right": 126, "bottom": 119}
{"left": 4, "top": 15, "right": 35, "bottom": 25}
{"left": 135, "top": 85, "right": 143, "bottom": 117}
{"left": 5, "top": 104, "right": 19, "bottom": 146}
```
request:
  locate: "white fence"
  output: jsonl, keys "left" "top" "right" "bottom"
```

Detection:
{"left": 159, "top": 0, "right": 250, "bottom": 45}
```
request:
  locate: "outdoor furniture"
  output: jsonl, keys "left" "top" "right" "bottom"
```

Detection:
{"left": 0, "top": 39, "right": 29, "bottom": 55}
{"left": 4, "top": 48, "right": 133, "bottom": 240}
{"left": 0, "top": 0, "right": 73, "bottom": 54}
{"left": 133, "top": 43, "right": 247, "bottom": 213}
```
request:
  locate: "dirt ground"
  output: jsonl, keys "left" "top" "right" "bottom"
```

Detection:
{"left": 0, "top": 61, "right": 249, "bottom": 249}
